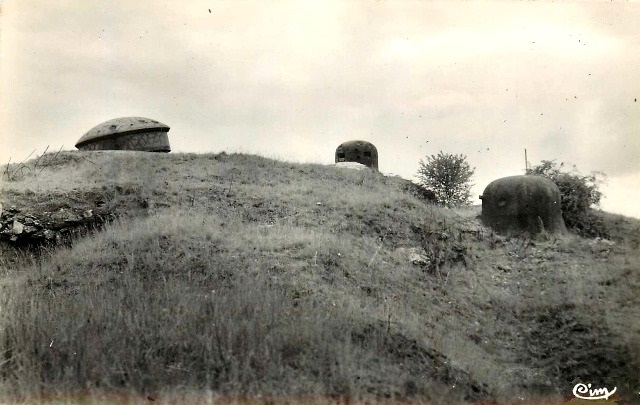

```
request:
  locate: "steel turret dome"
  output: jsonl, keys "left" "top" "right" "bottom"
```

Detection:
{"left": 480, "top": 175, "right": 567, "bottom": 235}
{"left": 335, "top": 140, "right": 378, "bottom": 170}
{"left": 76, "top": 117, "right": 171, "bottom": 152}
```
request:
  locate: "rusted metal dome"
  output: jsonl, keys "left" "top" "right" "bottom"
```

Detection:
{"left": 76, "top": 117, "right": 171, "bottom": 152}
{"left": 335, "top": 140, "right": 378, "bottom": 170}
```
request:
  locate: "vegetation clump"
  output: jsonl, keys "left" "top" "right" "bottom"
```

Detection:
{"left": 526, "top": 160, "right": 609, "bottom": 238}
{"left": 416, "top": 152, "right": 475, "bottom": 207}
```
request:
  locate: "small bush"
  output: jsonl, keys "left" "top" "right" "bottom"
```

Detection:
{"left": 416, "top": 152, "right": 475, "bottom": 207}
{"left": 527, "top": 160, "right": 608, "bottom": 238}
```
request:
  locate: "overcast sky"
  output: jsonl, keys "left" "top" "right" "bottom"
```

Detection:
{"left": 2, "top": 1, "right": 639, "bottom": 218}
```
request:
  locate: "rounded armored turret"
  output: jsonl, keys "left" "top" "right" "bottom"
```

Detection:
{"left": 335, "top": 140, "right": 378, "bottom": 170}
{"left": 480, "top": 175, "right": 566, "bottom": 235}
{"left": 75, "top": 117, "right": 171, "bottom": 152}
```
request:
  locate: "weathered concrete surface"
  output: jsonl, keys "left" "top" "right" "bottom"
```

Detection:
{"left": 331, "top": 162, "right": 370, "bottom": 170}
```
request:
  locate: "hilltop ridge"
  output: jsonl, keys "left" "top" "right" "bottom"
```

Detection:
{"left": 1, "top": 151, "right": 639, "bottom": 405}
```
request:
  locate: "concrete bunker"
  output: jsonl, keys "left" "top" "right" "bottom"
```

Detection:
{"left": 76, "top": 117, "right": 171, "bottom": 152}
{"left": 480, "top": 175, "right": 566, "bottom": 234}
{"left": 335, "top": 140, "right": 378, "bottom": 170}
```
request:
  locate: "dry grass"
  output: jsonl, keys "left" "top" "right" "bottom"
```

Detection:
{"left": 1, "top": 151, "right": 639, "bottom": 405}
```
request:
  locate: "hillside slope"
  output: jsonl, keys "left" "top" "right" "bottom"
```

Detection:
{"left": 1, "top": 151, "right": 639, "bottom": 405}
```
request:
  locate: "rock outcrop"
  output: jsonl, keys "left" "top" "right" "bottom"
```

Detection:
{"left": 0, "top": 204, "right": 114, "bottom": 247}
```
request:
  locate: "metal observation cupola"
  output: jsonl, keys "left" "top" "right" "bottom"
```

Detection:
{"left": 334, "top": 140, "right": 378, "bottom": 170}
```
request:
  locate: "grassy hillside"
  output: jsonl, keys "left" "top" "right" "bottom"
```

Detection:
{"left": 1, "top": 151, "right": 639, "bottom": 405}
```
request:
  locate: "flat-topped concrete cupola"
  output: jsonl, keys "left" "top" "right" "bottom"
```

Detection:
{"left": 75, "top": 117, "right": 171, "bottom": 152}
{"left": 335, "top": 140, "right": 378, "bottom": 170}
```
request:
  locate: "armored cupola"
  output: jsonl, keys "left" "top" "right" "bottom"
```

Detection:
{"left": 480, "top": 175, "right": 567, "bottom": 235}
{"left": 335, "top": 140, "right": 378, "bottom": 170}
{"left": 75, "top": 117, "right": 171, "bottom": 152}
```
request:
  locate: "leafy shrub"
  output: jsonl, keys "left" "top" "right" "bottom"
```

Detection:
{"left": 416, "top": 152, "right": 475, "bottom": 207}
{"left": 526, "top": 160, "right": 608, "bottom": 238}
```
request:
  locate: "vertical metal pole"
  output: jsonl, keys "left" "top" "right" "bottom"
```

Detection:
{"left": 524, "top": 149, "right": 528, "bottom": 173}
